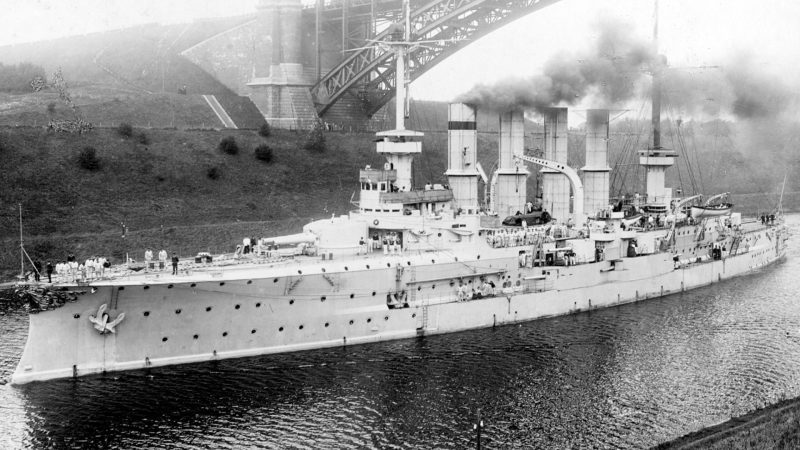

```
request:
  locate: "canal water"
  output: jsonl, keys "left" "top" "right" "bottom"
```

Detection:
{"left": 1, "top": 216, "right": 798, "bottom": 449}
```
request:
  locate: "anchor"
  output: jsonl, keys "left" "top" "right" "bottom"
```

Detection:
{"left": 88, "top": 304, "right": 125, "bottom": 334}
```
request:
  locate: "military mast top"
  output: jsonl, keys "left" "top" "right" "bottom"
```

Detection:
{"left": 374, "top": 0, "right": 423, "bottom": 193}
{"left": 638, "top": 0, "right": 677, "bottom": 212}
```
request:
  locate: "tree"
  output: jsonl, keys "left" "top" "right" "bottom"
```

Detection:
{"left": 258, "top": 122, "right": 271, "bottom": 138}
{"left": 219, "top": 136, "right": 239, "bottom": 155}
{"left": 78, "top": 147, "right": 100, "bottom": 171}
{"left": 304, "top": 120, "right": 326, "bottom": 153}
{"left": 254, "top": 144, "right": 273, "bottom": 163}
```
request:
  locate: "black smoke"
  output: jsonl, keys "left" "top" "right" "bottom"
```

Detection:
{"left": 457, "top": 18, "right": 798, "bottom": 121}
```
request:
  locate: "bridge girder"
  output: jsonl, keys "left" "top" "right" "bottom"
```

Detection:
{"left": 311, "top": 0, "right": 561, "bottom": 117}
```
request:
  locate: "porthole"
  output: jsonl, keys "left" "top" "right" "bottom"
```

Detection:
{"left": 349, "top": 320, "right": 354, "bottom": 325}
{"left": 431, "top": 259, "right": 435, "bottom": 264}
{"left": 247, "top": 280, "right": 252, "bottom": 284}
{"left": 386, "top": 263, "right": 391, "bottom": 268}
{"left": 325, "top": 322, "right": 330, "bottom": 327}
{"left": 206, "top": 306, "right": 212, "bottom": 312}
{"left": 366, "top": 265, "right": 370, "bottom": 269}
{"left": 321, "top": 296, "right": 326, "bottom": 302}
{"left": 298, "top": 270, "right": 302, "bottom": 274}
{"left": 143, "top": 285, "right": 150, "bottom": 290}
{"left": 432, "top": 284, "right": 436, "bottom": 289}
{"left": 371, "top": 291, "right": 376, "bottom": 296}
{"left": 344, "top": 266, "right": 349, "bottom": 271}
{"left": 162, "top": 337, "right": 168, "bottom": 342}
{"left": 455, "top": 257, "right": 459, "bottom": 262}
{"left": 235, "top": 304, "right": 241, "bottom": 309}
{"left": 417, "top": 286, "right": 422, "bottom": 291}
{"left": 118, "top": 286, "right": 125, "bottom": 291}
{"left": 437, "top": 233, "right": 442, "bottom": 237}
{"left": 256, "top": 302, "right": 261, "bottom": 308}
{"left": 412, "top": 313, "right": 417, "bottom": 318}
{"left": 322, "top": 268, "right": 326, "bottom": 273}
{"left": 407, "top": 261, "right": 411, "bottom": 266}
{"left": 251, "top": 329, "right": 257, "bottom": 334}
{"left": 190, "top": 283, "right": 196, "bottom": 288}
{"left": 193, "top": 334, "right": 199, "bottom": 340}
{"left": 384, "top": 316, "right": 389, "bottom": 321}
{"left": 143, "top": 311, "right": 150, "bottom": 316}
{"left": 274, "top": 278, "right": 279, "bottom": 283}
{"left": 279, "top": 327, "right": 284, "bottom": 332}
{"left": 299, "top": 325, "right": 304, "bottom": 330}
{"left": 289, "top": 299, "right": 295, "bottom": 305}
{"left": 350, "top": 293, "right": 355, "bottom": 299}
{"left": 167, "top": 284, "right": 173, "bottom": 289}
{"left": 222, "top": 332, "right": 228, "bottom": 337}
{"left": 367, "top": 318, "right": 372, "bottom": 323}
{"left": 477, "top": 255, "right": 481, "bottom": 260}
{"left": 175, "top": 309, "right": 181, "bottom": 314}
{"left": 73, "top": 313, "right": 80, "bottom": 319}
{"left": 219, "top": 282, "right": 225, "bottom": 286}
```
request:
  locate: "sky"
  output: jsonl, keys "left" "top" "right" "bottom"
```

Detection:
{"left": 1, "top": 0, "right": 799, "bottom": 108}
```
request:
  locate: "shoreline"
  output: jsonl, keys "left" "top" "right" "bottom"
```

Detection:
{"left": 655, "top": 396, "right": 800, "bottom": 449}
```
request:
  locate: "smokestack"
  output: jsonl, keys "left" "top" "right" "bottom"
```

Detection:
{"left": 499, "top": 110, "right": 525, "bottom": 169}
{"left": 493, "top": 110, "right": 528, "bottom": 216}
{"left": 446, "top": 103, "right": 480, "bottom": 213}
{"left": 582, "top": 109, "right": 611, "bottom": 216}
{"left": 541, "top": 107, "right": 570, "bottom": 222}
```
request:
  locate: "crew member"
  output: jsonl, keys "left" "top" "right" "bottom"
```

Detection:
{"left": 171, "top": 253, "right": 179, "bottom": 275}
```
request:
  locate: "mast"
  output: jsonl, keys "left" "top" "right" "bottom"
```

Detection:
{"left": 19, "top": 203, "right": 24, "bottom": 280}
{"left": 651, "top": 0, "right": 661, "bottom": 149}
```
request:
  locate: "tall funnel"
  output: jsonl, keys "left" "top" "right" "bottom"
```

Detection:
{"left": 445, "top": 103, "right": 480, "bottom": 213}
{"left": 541, "top": 107, "right": 570, "bottom": 222}
{"left": 493, "top": 110, "right": 528, "bottom": 216}
{"left": 582, "top": 109, "right": 611, "bottom": 216}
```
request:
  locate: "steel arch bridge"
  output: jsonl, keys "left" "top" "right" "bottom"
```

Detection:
{"left": 310, "top": 0, "right": 561, "bottom": 117}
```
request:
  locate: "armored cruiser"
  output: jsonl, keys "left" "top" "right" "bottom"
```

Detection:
{"left": 11, "top": 26, "right": 789, "bottom": 385}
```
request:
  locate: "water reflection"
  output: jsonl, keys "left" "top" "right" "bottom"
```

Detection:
{"left": 1, "top": 217, "right": 798, "bottom": 449}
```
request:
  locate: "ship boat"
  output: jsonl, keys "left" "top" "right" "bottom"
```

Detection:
{"left": 690, "top": 193, "right": 734, "bottom": 218}
{"left": 10, "top": 16, "right": 789, "bottom": 386}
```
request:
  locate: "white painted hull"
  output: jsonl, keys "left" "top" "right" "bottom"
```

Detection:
{"left": 11, "top": 223, "right": 787, "bottom": 385}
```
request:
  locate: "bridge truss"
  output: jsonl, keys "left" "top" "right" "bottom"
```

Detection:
{"left": 310, "top": 0, "right": 560, "bottom": 117}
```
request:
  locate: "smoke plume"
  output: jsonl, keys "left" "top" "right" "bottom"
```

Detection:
{"left": 457, "top": 18, "right": 798, "bottom": 121}
{"left": 457, "top": 18, "right": 654, "bottom": 112}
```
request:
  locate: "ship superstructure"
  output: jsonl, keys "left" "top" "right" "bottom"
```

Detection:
{"left": 10, "top": 12, "right": 789, "bottom": 385}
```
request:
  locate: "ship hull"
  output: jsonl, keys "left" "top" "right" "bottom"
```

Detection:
{"left": 11, "top": 225, "right": 787, "bottom": 385}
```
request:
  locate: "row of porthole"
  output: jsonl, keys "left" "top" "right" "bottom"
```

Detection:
{"left": 130, "top": 256, "right": 488, "bottom": 291}
{"left": 129, "top": 280, "right": 255, "bottom": 291}
{"left": 269, "top": 257, "right": 479, "bottom": 280}
{"left": 160, "top": 315, "right": 403, "bottom": 342}
{"left": 143, "top": 302, "right": 264, "bottom": 317}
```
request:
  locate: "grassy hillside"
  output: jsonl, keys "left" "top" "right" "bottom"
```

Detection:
{"left": 0, "top": 16, "right": 254, "bottom": 95}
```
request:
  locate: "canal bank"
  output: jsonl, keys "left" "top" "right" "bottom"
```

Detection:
{"left": 656, "top": 396, "right": 800, "bottom": 449}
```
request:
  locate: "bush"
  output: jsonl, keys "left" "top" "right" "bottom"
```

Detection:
{"left": 219, "top": 136, "right": 239, "bottom": 155}
{"left": 136, "top": 131, "right": 150, "bottom": 145}
{"left": 304, "top": 120, "right": 326, "bottom": 153}
{"left": 78, "top": 147, "right": 100, "bottom": 171}
{"left": 254, "top": 144, "right": 273, "bottom": 163}
{"left": 206, "top": 166, "right": 220, "bottom": 180}
{"left": 258, "top": 122, "right": 271, "bottom": 138}
{"left": 117, "top": 122, "right": 133, "bottom": 137}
